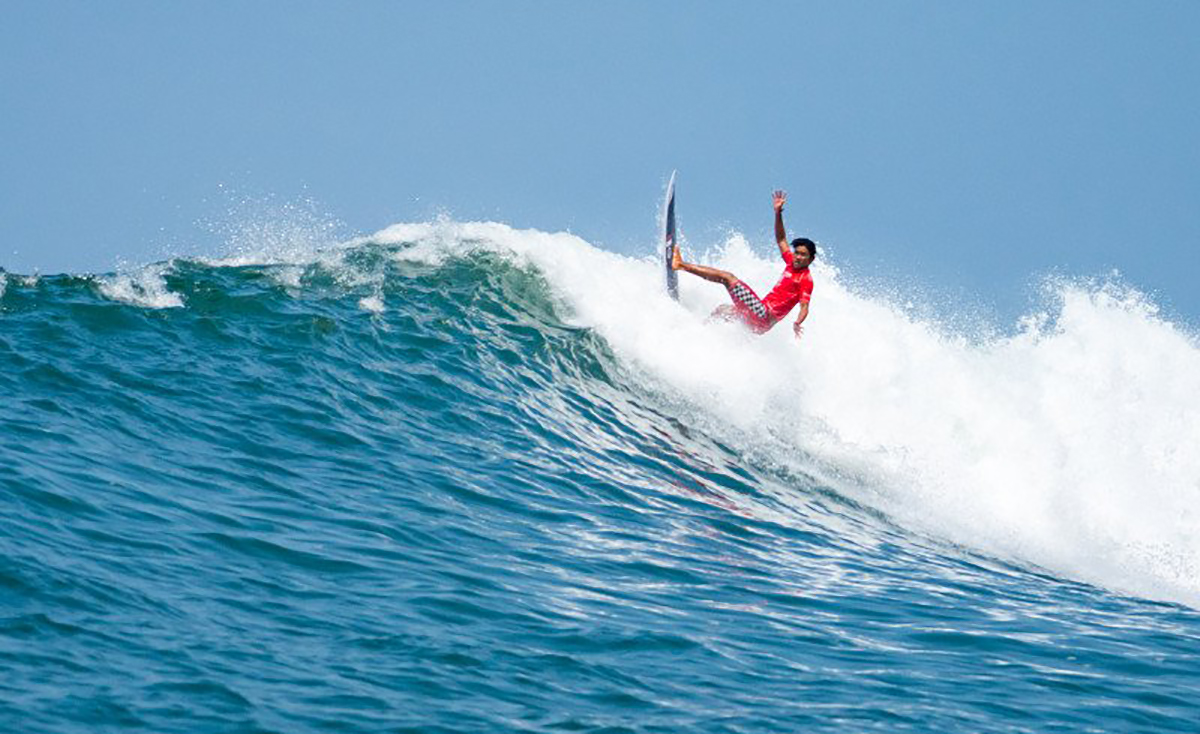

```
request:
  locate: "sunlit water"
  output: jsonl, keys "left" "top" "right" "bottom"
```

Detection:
{"left": 2, "top": 222, "right": 1198, "bottom": 733}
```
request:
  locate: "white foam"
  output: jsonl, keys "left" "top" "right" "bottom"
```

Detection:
{"left": 374, "top": 219, "right": 1200, "bottom": 608}
{"left": 96, "top": 263, "right": 184, "bottom": 309}
{"left": 271, "top": 265, "right": 305, "bottom": 290}
{"left": 358, "top": 294, "right": 385, "bottom": 314}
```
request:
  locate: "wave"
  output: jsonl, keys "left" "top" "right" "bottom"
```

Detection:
{"left": 3, "top": 219, "right": 1199, "bottom": 609}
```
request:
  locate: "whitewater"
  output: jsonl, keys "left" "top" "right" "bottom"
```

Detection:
{"left": 2, "top": 219, "right": 1198, "bottom": 733}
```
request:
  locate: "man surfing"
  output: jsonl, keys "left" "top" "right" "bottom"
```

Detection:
{"left": 672, "top": 190, "right": 815, "bottom": 338}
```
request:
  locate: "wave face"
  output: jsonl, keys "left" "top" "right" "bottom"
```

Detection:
{"left": 2, "top": 222, "right": 1199, "bottom": 733}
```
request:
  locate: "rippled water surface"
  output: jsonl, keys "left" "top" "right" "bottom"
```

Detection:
{"left": 3, "top": 228, "right": 1199, "bottom": 733}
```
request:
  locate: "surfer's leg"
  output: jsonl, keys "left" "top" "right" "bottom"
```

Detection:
{"left": 672, "top": 249, "right": 737, "bottom": 287}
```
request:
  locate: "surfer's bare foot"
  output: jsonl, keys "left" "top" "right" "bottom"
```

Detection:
{"left": 671, "top": 245, "right": 683, "bottom": 271}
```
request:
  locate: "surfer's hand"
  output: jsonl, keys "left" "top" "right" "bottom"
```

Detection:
{"left": 773, "top": 190, "right": 787, "bottom": 212}
{"left": 793, "top": 321, "right": 804, "bottom": 339}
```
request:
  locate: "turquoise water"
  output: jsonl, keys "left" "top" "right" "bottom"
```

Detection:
{"left": 3, "top": 225, "right": 1199, "bottom": 733}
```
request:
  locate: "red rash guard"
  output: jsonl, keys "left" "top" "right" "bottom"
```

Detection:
{"left": 760, "top": 250, "right": 813, "bottom": 323}
{"left": 723, "top": 250, "right": 814, "bottom": 334}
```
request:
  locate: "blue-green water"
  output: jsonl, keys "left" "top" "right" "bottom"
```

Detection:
{"left": 3, "top": 223, "right": 1199, "bottom": 733}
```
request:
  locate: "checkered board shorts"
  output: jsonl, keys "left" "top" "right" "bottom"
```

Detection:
{"left": 725, "top": 279, "right": 774, "bottom": 332}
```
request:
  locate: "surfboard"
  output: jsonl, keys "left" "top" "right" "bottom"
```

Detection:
{"left": 663, "top": 171, "right": 679, "bottom": 301}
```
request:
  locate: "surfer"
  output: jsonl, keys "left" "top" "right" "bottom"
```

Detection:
{"left": 672, "top": 190, "right": 815, "bottom": 338}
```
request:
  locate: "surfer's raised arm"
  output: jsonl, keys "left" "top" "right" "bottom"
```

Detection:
{"left": 773, "top": 190, "right": 790, "bottom": 261}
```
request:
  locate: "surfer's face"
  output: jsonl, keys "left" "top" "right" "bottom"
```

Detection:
{"left": 792, "top": 246, "right": 813, "bottom": 270}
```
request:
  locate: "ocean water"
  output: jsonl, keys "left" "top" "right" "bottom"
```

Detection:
{"left": 2, "top": 221, "right": 1199, "bottom": 733}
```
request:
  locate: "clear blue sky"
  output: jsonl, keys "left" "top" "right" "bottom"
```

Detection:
{"left": 3, "top": 1, "right": 1198, "bottom": 323}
